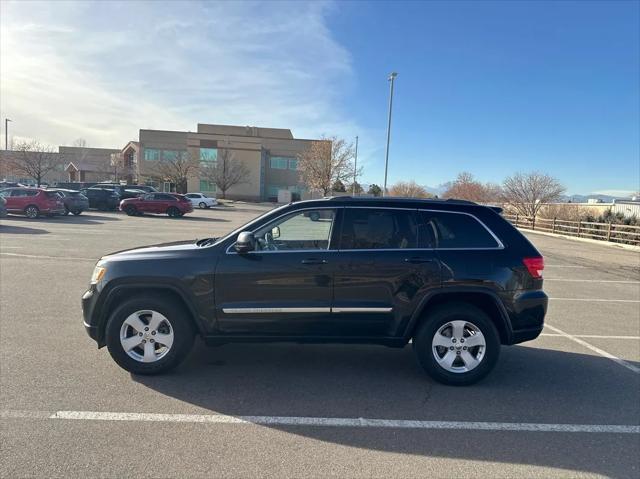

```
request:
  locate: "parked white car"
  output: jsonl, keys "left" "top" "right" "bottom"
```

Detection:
{"left": 185, "top": 192, "right": 217, "bottom": 208}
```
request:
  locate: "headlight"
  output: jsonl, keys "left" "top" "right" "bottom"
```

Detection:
{"left": 90, "top": 265, "right": 107, "bottom": 284}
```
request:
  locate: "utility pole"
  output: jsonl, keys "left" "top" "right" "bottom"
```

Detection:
{"left": 5, "top": 118, "right": 12, "bottom": 150}
{"left": 352, "top": 135, "right": 359, "bottom": 195}
{"left": 383, "top": 72, "right": 397, "bottom": 197}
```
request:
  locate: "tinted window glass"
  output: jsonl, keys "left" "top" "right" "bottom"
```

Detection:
{"left": 25, "top": 190, "right": 38, "bottom": 196}
{"left": 154, "top": 194, "right": 175, "bottom": 201}
{"left": 45, "top": 191, "right": 60, "bottom": 198}
{"left": 253, "top": 209, "right": 336, "bottom": 251}
{"left": 340, "top": 208, "right": 418, "bottom": 249}
{"left": 420, "top": 211, "right": 499, "bottom": 248}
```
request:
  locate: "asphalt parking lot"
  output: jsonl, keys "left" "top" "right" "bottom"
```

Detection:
{"left": 1, "top": 205, "right": 639, "bottom": 478}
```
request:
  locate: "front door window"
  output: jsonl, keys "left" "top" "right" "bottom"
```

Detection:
{"left": 253, "top": 209, "right": 336, "bottom": 251}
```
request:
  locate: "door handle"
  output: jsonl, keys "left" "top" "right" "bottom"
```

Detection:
{"left": 404, "top": 257, "right": 435, "bottom": 264}
{"left": 301, "top": 258, "right": 328, "bottom": 265}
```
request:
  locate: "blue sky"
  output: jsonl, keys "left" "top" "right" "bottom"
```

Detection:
{"left": 1, "top": 0, "right": 638, "bottom": 195}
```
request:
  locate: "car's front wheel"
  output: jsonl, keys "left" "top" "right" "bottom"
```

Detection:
{"left": 413, "top": 303, "right": 500, "bottom": 386}
{"left": 124, "top": 205, "right": 137, "bottom": 216}
{"left": 105, "top": 296, "right": 195, "bottom": 375}
{"left": 24, "top": 205, "right": 40, "bottom": 219}
{"left": 199, "top": 201, "right": 206, "bottom": 209}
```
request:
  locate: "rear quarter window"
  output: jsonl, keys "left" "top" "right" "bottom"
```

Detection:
{"left": 421, "top": 211, "right": 500, "bottom": 249}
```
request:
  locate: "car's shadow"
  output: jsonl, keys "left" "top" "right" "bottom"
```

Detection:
{"left": 134, "top": 343, "right": 640, "bottom": 478}
{"left": 0, "top": 223, "right": 49, "bottom": 234}
{"left": 2, "top": 213, "right": 121, "bottom": 225}
{"left": 135, "top": 214, "right": 229, "bottom": 222}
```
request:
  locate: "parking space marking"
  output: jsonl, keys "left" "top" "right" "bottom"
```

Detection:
{"left": 549, "top": 298, "right": 640, "bottom": 303}
{"left": 541, "top": 333, "right": 640, "bottom": 339}
{"left": 545, "top": 324, "right": 640, "bottom": 374}
{"left": 0, "top": 252, "right": 95, "bottom": 261}
{"left": 1, "top": 410, "right": 637, "bottom": 434}
{"left": 545, "top": 279, "right": 640, "bottom": 284}
{"left": 545, "top": 265, "right": 587, "bottom": 268}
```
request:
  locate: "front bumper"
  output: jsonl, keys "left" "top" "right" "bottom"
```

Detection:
{"left": 82, "top": 287, "right": 103, "bottom": 345}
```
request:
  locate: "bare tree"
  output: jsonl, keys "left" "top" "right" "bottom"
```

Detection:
{"left": 388, "top": 180, "right": 432, "bottom": 198}
{"left": 199, "top": 148, "right": 249, "bottom": 199}
{"left": 442, "top": 172, "right": 502, "bottom": 203}
{"left": 298, "top": 136, "right": 358, "bottom": 196}
{"left": 9, "top": 140, "right": 64, "bottom": 186}
{"left": 502, "top": 172, "right": 566, "bottom": 217}
{"left": 151, "top": 150, "right": 199, "bottom": 193}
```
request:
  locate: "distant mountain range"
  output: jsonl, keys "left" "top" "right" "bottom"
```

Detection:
{"left": 561, "top": 194, "right": 629, "bottom": 203}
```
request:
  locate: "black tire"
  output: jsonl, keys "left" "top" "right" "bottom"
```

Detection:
{"left": 124, "top": 205, "right": 137, "bottom": 216}
{"left": 167, "top": 206, "right": 180, "bottom": 217}
{"left": 105, "top": 296, "right": 195, "bottom": 375}
{"left": 63, "top": 207, "right": 70, "bottom": 216}
{"left": 199, "top": 202, "right": 206, "bottom": 209}
{"left": 72, "top": 210, "right": 82, "bottom": 216}
{"left": 309, "top": 211, "right": 320, "bottom": 221}
{"left": 24, "top": 205, "right": 39, "bottom": 219}
{"left": 413, "top": 303, "right": 500, "bottom": 386}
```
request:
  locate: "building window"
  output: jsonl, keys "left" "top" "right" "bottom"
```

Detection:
{"left": 288, "top": 159, "right": 298, "bottom": 170}
{"left": 269, "top": 156, "right": 292, "bottom": 169}
{"left": 144, "top": 148, "right": 160, "bottom": 161}
{"left": 199, "top": 179, "right": 217, "bottom": 192}
{"left": 162, "top": 150, "right": 181, "bottom": 161}
{"left": 200, "top": 148, "right": 217, "bottom": 163}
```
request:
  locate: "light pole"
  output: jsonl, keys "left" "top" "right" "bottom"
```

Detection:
{"left": 5, "top": 118, "right": 12, "bottom": 151}
{"left": 352, "top": 135, "right": 359, "bottom": 195}
{"left": 383, "top": 72, "right": 397, "bottom": 196}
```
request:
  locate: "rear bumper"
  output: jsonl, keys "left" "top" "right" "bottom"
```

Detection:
{"left": 506, "top": 290, "right": 548, "bottom": 345}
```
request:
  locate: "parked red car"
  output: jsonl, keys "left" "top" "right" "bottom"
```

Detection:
{"left": 0, "top": 187, "right": 66, "bottom": 218}
{"left": 120, "top": 192, "right": 193, "bottom": 217}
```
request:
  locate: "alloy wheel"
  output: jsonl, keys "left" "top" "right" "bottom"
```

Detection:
{"left": 432, "top": 320, "right": 486, "bottom": 373}
{"left": 119, "top": 310, "right": 174, "bottom": 363}
{"left": 25, "top": 206, "right": 39, "bottom": 219}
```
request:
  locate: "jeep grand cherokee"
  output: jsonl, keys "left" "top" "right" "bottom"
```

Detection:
{"left": 82, "top": 197, "right": 547, "bottom": 385}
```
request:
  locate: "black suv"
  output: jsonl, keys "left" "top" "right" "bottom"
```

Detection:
{"left": 80, "top": 188, "right": 121, "bottom": 210}
{"left": 82, "top": 197, "right": 547, "bottom": 385}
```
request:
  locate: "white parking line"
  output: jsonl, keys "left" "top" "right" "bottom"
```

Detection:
{"left": 545, "top": 279, "right": 640, "bottom": 284}
{"left": 1, "top": 410, "right": 637, "bottom": 434}
{"left": 549, "top": 298, "right": 640, "bottom": 303}
{"left": 545, "top": 265, "right": 586, "bottom": 268}
{"left": 541, "top": 333, "right": 640, "bottom": 339}
{"left": 545, "top": 324, "right": 640, "bottom": 374}
{"left": 0, "top": 253, "right": 95, "bottom": 261}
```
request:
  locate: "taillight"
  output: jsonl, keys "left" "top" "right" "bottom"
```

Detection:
{"left": 523, "top": 257, "right": 544, "bottom": 279}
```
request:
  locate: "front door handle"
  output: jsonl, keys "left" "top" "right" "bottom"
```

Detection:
{"left": 301, "top": 258, "right": 328, "bottom": 265}
{"left": 404, "top": 257, "right": 435, "bottom": 264}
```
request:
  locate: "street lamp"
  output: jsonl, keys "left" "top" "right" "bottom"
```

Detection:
{"left": 352, "top": 135, "right": 359, "bottom": 195}
{"left": 5, "top": 118, "right": 12, "bottom": 151}
{"left": 383, "top": 72, "right": 397, "bottom": 196}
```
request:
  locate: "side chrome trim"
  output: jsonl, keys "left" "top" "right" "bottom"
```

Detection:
{"left": 221, "top": 307, "right": 393, "bottom": 314}
{"left": 222, "top": 307, "right": 331, "bottom": 314}
{"left": 332, "top": 307, "right": 393, "bottom": 313}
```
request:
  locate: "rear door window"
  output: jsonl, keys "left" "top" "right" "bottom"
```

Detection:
{"left": 339, "top": 208, "right": 419, "bottom": 249}
{"left": 420, "top": 211, "right": 501, "bottom": 249}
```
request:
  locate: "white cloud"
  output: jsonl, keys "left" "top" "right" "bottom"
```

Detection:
{"left": 592, "top": 190, "right": 638, "bottom": 198}
{"left": 0, "top": 0, "right": 361, "bottom": 150}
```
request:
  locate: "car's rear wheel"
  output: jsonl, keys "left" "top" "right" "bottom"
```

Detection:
{"left": 199, "top": 201, "right": 206, "bottom": 209}
{"left": 413, "top": 303, "right": 500, "bottom": 386}
{"left": 63, "top": 206, "right": 70, "bottom": 216}
{"left": 124, "top": 205, "right": 137, "bottom": 216}
{"left": 24, "top": 205, "right": 39, "bottom": 219}
{"left": 167, "top": 206, "right": 181, "bottom": 217}
{"left": 72, "top": 209, "right": 82, "bottom": 215}
{"left": 105, "top": 296, "right": 195, "bottom": 375}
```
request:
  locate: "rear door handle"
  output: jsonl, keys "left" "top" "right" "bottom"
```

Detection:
{"left": 404, "top": 257, "right": 435, "bottom": 264}
{"left": 301, "top": 258, "right": 328, "bottom": 265}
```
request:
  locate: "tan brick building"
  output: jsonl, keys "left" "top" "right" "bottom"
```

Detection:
{"left": 119, "top": 123, "right": 323, "bottom": 201}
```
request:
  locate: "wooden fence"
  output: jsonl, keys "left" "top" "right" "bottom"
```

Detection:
{"left": 503, "top": 214, "right": 640, "bottom": 246}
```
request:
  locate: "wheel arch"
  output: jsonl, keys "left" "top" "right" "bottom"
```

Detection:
{"left": 96, "top": 283, "right": 205, "bottom": 347}
{"left": 405, "top": 289, "right": 513, "bottom": 344}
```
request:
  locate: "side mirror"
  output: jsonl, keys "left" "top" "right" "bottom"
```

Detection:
{"left": 271, "top": 226, "right": 281, "bottom": 239}
{"left": 235, "top": 231, "right": 256, "bottom": 253}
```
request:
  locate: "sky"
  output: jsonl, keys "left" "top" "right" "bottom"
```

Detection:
{"left": 0, "top": 0, "right": 638, "bottom": 196}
